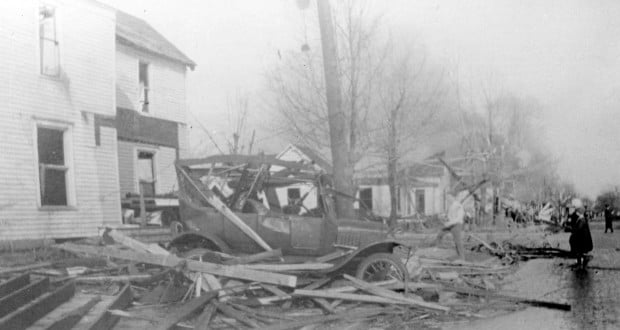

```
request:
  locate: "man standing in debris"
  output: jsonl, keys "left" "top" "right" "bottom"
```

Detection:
{"left": 604, "top": 203, "right": 614, "bottom": 233}
{"left": 568, "top": 198, "right": 593, "bottom": 269}
{"left": 432, "top": 189, "right": 469, "bottom": 261}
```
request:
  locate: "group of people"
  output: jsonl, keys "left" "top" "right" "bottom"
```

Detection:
{"left": 432, "top": 188, "right": 608, "bottom": 269}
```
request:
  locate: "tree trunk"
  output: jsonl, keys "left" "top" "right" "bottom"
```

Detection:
{"left": 317, "top": 0, "right": 355, "bottom": 218}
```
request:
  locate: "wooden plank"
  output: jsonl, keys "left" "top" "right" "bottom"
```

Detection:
{"left": 243, "top": 263, "right": 333, "bottom": 272}
{"left": 78, "top": 284, "right": 133, "bottom": 330}
{"left": 442, "top": 285, "right": 571, "bottom": 311}
{"left": 153, "top": 290, "right": 219, "bottom": 330}
{"left": 0, "top": 277, "right": 49, "bottom": 318}
{"left": 177, "top": 166, "right": 273, "bottom": 251}
{"left": 0, "top": 273, "right": 29, "bottom": 299}
{"left": 293, "top": 289, "right": 411, "bottom": 305}
{"left": 0, "top": 280, "right": 75, "bottom": 330}
{"left": 260, "top": 307, "right": 392, "bottom": 330}
{"left": 75, "top": 275, "right": 152, "bottom": 283}
{"left": 107, "top": 228, "right": 170, "bottom": 255}
{"left": 224, "top": 249, "right": 283, "bottom": 265}
{"left": 0, "top": 262, "right": 53, "bottom": 275}
{"left": 342, "top": 274, "right": 450, "bottom": 312}
{"left": 56, "top": 243, "right": 297, "bottom": 288}
{"left": 45, "top": 295, "right": 101, "bottom": 330}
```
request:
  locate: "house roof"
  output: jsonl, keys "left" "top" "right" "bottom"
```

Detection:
{"left": 403, "top": 163, "right": 444, "bottom": 178}
{"left": 277, "top": 144, "right": 333, "bottom": 173}
{"left": 116, "top": 10, "right": 196, "bottom": 70}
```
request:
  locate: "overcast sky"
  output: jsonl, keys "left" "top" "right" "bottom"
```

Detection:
{"left": 101, "top": 0, "right": 620, "bottom": 198}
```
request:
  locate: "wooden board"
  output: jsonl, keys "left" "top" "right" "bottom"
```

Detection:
{"left": 0, "top": 280, "right": 75, "bottom": 330}
{"left": 224, "top": 249, "right": 283, "bottom": 265}
{"left": 79, "top": 284, "right": 134, "bottom": 330}
{"left": 57, "top": 243, "right": 297, "bottom": 288}
{"left": 29, "top": 293, "right": 103, "bottom": 330}
{"left": 0, "top": 273, "right": 30, "bottom": 298}
{"left": 153, "top": 290, "right": 218, "bottom": 330}
{"left": 107, "top": 229, "right": 170, "bottom": 255}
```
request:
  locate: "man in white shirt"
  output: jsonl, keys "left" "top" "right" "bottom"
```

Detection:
{"left": 432, "top": 189, "right": 469, "bottom": 260}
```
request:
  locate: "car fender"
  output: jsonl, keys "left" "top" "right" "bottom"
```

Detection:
{"left": 320, "top": 239, "right": 408, "bottom": 275}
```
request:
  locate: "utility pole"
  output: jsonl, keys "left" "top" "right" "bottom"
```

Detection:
{"left": 316, "top": 0, "right": 355, "bottom": 218}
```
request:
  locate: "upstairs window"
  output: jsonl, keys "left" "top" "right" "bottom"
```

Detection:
{"left": 137, "top": 151, "right": 155, "bottom": 196}
{"left": 139, "top": 61, "right": 150, "bottom": 112}
{"left": 39, "top": 6, "right": 59, "bottom": 76}
{"left": 38, "top": 126, "right": 70, "bottom": 206}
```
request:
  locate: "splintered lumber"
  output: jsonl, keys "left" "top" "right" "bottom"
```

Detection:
{"left": 342, "top": 275, "right": 450, "bottom": 312}
{"left": 56, "top": 243, "right": 297, "bottom": 287}
{"left": 244, "top": 263, "right": 333, "bottom": 272}
{"left": 260, "top": 307, "right": 393, "bottom": 330}
{"left": 0, "top": 280, "right": 75, "bottom": 330}
{"left": 82, "top": 283, "right": 133, "bottom": 330}
{"left": 224, "top": 249, "right": 283, "bottom": 265}
{"left": 0, "top": 273, "right": 30, "bottom": 298}
{"left": 45, "top": 295, "right": 101, "bottom": 330}
{"left": 443, "top": 285, "right": 571, "bottom": 311}
{"left": 106, "top": 228, "right": 170, "bottom": 255}
{"left": 0, "top": 262, "right": 53, "bottom": 275}
{"left": 469, "top": 234, "right": 502, "bottom": 254}
{"left": 177, "top": 166, "right": 273, "bottom": 251}
{"left": 0, "top": 277, "right": 49, "bottom": 318}
{"left": 154, "top": 290, "right": 219, "bottom": 330}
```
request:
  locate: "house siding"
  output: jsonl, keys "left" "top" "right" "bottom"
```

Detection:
{"left": 0, "top": 0, "right": 120, "bottom": 240}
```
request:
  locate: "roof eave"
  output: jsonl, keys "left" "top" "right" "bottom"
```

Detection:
{"left": 116, "top": 35, "right": 196, "bottom": 70}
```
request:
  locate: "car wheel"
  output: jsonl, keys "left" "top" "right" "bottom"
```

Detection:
{"left": 355, "top": 252, "right": 408, "bottom": 282}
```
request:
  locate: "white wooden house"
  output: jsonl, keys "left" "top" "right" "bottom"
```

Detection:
{"left": 0, "top": 0, "right": 120, "bottom": 240}
{"left": 0, "top": 0, "right": 193, "bottom": 241}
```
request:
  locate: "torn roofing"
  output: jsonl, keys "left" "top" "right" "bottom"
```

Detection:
{"left": 293, "top": 144, "right": 333, "bottom": 173}
{"left": 115, "top": 10, "right": 196, "bottom": 70}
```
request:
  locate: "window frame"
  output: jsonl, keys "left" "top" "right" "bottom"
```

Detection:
{"left": 39, "top": 4, "right": 60, "bottom": 77}
{"left": 138, "top": 60, "right": 151, "bottom": 113}
{"left": 134, "top": 147, "right": 158, "bottom": 196}
{"left": 34, "top": 120, "right": 76, "bottom": 209}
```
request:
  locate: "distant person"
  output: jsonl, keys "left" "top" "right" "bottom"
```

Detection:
{"left": 432, "top": 189, "right": 469, "bottom": 261}
{"left": 567, "top": 199, "right": 593, "bottom": 269}
{"left": 604, "top": 204, "right": 614, "bottom": 233}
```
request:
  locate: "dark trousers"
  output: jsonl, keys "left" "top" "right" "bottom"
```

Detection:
{"left": 605, "top": 219, "right": 613, "bottom": 233}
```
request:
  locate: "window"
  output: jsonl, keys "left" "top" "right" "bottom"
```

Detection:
{"left": 39, "top": 6, "right": 59, "bottom": 76}
{"left": 139, "top": 61, "right": 150, "bottom": 112}
{"left": 415, "top": 189, "right": 425, "bottom": 215}
{"left": 359, "top": 188, "right": 373, "bottom": 211}
{"left": 137, "top": 151, "right": 155, "bottom": 196}
{"left": 37, "top": 127, "right": 69, "bottom": 206}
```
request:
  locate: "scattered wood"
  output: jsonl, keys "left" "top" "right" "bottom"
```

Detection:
{"left": 45, "top": 295, "right": 101, "bottom": 330}
{"left": 194, "top": 303, "right": 216, "bottom": 330}
{"left": 106, "top": 228, "right": 170, "bottom": 255}
{"left": 243, "top": 263, "right": 333, "bottom": 272}
{"left": 260, "top": 307, "right": 393, "bottom": 330}
{"left": 83, "top": 283, "right": 133, "bottom": 330}
{"left": 294, "top": 289, "right": 425, "bottom": 306}
{"left": 153, "top": 290, "right": 219, "bottom": 330}
{"left": 0, "top": 280, "right": 75, "bottom": 330}
{"left": 342, "top": 275, "right": 450, "bottom": 312}
{"left": 0, "top": 262, "right": 54, "bottom": 275}
{"left": 214, "top": 301, "right": 260, "bottom": 328}
{"left": 56, "top": 243, "right": 297, "bottom": 287}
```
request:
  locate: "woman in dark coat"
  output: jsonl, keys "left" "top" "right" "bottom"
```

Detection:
{"left": 568, "top": 201, "right": 593, "bottom": 268}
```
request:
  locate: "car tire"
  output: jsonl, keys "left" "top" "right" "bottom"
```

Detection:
{"left": 355, "top": 252, "right": 408, "bottom": 282}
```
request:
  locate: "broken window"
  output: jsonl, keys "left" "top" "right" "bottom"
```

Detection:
{"left": 139, "top": 61, "right": 150, "bottom": 112}
{"left": 38, "top": 127, "right": 68, "bottom": 206}
{"left": 39, "top": 6, "right": 59, "bottom": 76}
{"left": 137, "top": 151, "right": 155, "bottom": 196}
{"left": 359, "top": 188, "right": 373, "bottom": 211}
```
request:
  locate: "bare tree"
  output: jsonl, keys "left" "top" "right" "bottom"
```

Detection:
{"left": 225, "top": 91, "right": 256, "bottom": 155}
{"left": 371, "top": 51, "right": 447, "bottom": 225}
